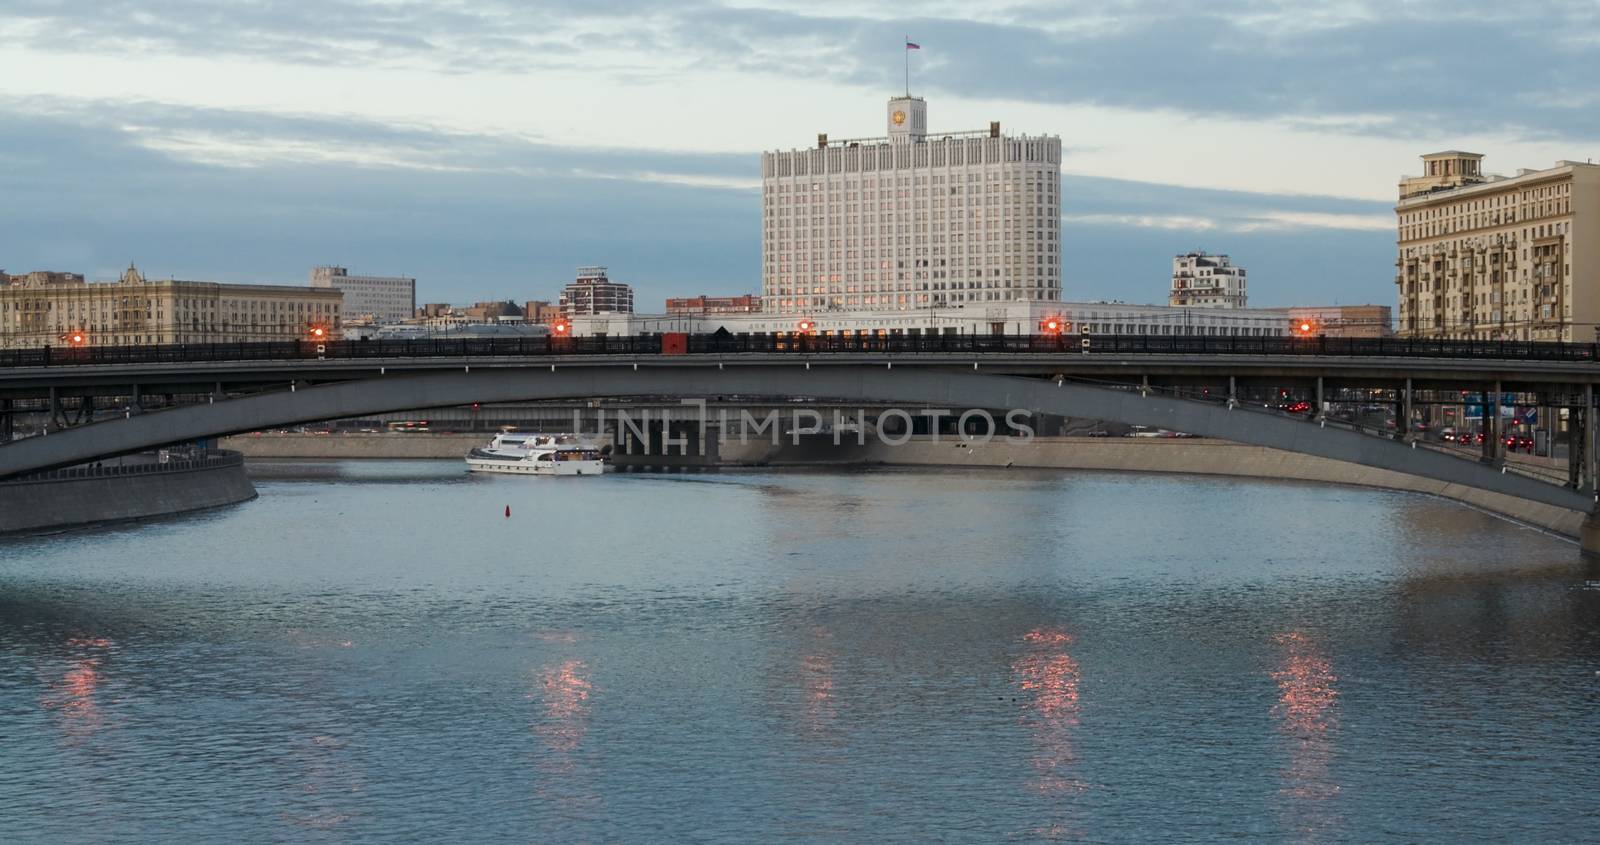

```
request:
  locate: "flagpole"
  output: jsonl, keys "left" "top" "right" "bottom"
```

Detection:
{"left": 904, "top": 35, "right": 909, "bottom": 96}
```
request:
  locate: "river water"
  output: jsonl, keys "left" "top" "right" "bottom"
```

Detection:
{"left": 2, "top": 461, "right": 1597, "bottom": 843}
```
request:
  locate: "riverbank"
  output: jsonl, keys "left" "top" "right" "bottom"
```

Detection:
{"left": 818, "top": 436, "right": 1589, "bottom": 541}
{"left": 221, "top": 432, "right": 1589, "bottom": 542}
{"left": 0, "top": 451, "right": 257, "bottom": 534}
{"left": 223, "top": 432, "right": 484, "bottom": 459}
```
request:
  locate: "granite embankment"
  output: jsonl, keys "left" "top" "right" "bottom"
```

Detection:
{"left": 220, "top": 433, "right": 1589, "bottom": 542}
{"left": 776, "top": 436, "right": 1589, "bottom": 540}
{"left": 0, "top": 451, "right": 257, "bottom": 534}
{"left": 222, "top": 433, "right": 485, "bottom": 458}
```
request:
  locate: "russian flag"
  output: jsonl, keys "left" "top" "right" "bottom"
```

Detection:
{"left": 905, "top": 40, "right": 921, "bottom": 50}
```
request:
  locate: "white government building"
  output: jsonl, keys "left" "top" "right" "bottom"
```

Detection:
{"left": 572, "top": 94, "right": 1292, "bottom": 338}
{"left": 311, "top": 265, "right": 416, "bottom": 324}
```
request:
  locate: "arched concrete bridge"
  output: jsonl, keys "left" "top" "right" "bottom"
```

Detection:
{"left": 1, "top": 362, "right": 1592, "bottom": 518}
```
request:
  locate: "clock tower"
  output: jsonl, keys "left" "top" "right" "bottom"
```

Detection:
{"left": 887, "top": 96, "right": 926, "bottom": 142}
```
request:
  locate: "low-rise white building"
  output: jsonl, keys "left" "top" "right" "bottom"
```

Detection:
{"left": 572, "top": 300, "right": 1289, "bottom": 338}
{"left": 1169, "top": 252, "right": 1247, "bottom": 309}
{"left": 311, "top": 266, "right": 416, "bottom": 324}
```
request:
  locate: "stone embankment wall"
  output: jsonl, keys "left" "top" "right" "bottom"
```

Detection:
{"left": 217, "top": 433, "right": 1590, "bottom": 543}
{"left": 221, "top": 433, "right": 485, "bottom": 459}
{"left": 0, "top": 452, "right": 257, "bottom": 534}
{"left": 727, "top": 435, "right": 1590, "bottom": 541}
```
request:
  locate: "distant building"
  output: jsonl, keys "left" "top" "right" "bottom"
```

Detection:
{"left": 1169, "top": 252, "right": 1247, "bottom": 309}
{"left": 559, "top": 266, "right": 634, "bottom": 316}
{"left": 574, "top": 300, "right": 1290, "bottom": 339}
{"left": 464, "top": 300, "right": 522, "bottom": 321}
{"left": 0, "top": 264, "right": 342, "bottom": 349}
{"left": 762, "top": 95, "right": 1061, "bottom": 314}
{"left": 1287, "top": 305, "right": 1394, "bottom": 338}
{"left": 310, "top": 265, "right": 415, "bottom": 324}
{"left": 666, "top": 295, "right": 761, "bottom": 315}
{"left": 1396, "top": 151, "right": 1600, "bottom": 341}
{"left": 417, "top": 303, "right": 454, "bottom": 318}
{"left": 523, "top": 300, "right": 561, "bottom": 324}
{"left": 2, "top": 270, "right": 86, "bottom": 287}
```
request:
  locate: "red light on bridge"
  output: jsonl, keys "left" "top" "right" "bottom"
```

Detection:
{"left": 797, "top": 320, "right": 816, "bottom": 334}
{"left": 1293, "top": 320, "right": 1317, "bottom": 336}
{"left": 1040, "top": 317, "right": 1066, "bottom": 335}
{"left": 552, "top": 321, "right": 570, "bottom": 335}
{"left": 308, "top": 325, "right": 328, "bottom": 341}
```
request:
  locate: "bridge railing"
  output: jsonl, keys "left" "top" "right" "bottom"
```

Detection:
{"left": 3, "top": 333, "right": 1598, "bottom": 368}
{"left": 0, "top": 450, "right": 244, "bottom": 484}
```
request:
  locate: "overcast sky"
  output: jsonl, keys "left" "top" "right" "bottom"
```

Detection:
{"left": 1, "top": 0, "right": 1596, "bottom": 309}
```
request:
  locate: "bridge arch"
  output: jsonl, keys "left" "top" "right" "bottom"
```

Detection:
{"left": 0, "top": 363, "right": 1592, "bottom": 514}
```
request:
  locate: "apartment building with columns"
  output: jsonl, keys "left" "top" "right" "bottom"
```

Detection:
{"left": 0, "top": 265, "right": 342, "bottom": 349}
{"left": 1395, "top": 151, "right": 1600, "bottom": 341}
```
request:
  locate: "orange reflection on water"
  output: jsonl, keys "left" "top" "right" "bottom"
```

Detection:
{"left": 40, "top": 636, "right": 115, "bottom": 739}
{"left": 1271, "top": 631, "right": 1342, "bottom": 839}
{"left": 535, "top": 659, "right": 594, "bottom": 756}
{"left": 801, "top": 653, "right": 836, "bottom": 727}
{"left": 530, "top": 656, "right": 601, "bottom": 816}
{"left": 1012, "top": 628, "right": 1085, "bottom": 797}
{"left": 798, "top": 626, "right": 838, "bottom": 735}
{"left": 1272, "top": 631, "right": 1339, "bottom": 737}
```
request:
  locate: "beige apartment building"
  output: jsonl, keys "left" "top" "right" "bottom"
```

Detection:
{"left": 0, "top": 265, "right": 343, "bottom": 349}
{"left": 1396, "top": 152, "right": 1600, "bottom": 341}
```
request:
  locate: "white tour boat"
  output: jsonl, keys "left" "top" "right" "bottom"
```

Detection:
{"left": 465, "top": 432, "right": 607, "bottom": 476}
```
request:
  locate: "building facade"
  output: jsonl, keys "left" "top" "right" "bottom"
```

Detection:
{"left": 1395, "top": 152, "right": 1600, "bottom": 341}
{"left": 573, "top": 301, "right": 1290, "bottom": 339}
{"left": 1286, "top": 305, "right": 1394, "bottom": 338}
{"left": 310, "top": 266, "right": 415, "bottom": 324}
{"left": 1169, "top": 251, "right": 1247, "bottom": 308}
{"left": 0, "top": 265, "right": 342, "bottom": 349}
{"left": 666, "top": 295, "right": 761, "bottom": 315}
{"left": 761, "top": 96, "right": 1061, "bottom": 315}
{"left": 523, "top": 300, "right": 562, "bottom": 324}
{"left": 559, "top": 266, "right": 634, "bottom": 316}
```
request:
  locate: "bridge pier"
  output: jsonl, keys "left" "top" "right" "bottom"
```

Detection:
{"left": 1569, "top": 398, "right": 1583, "bottom": 489}
{"left": 47, "top": 387, "right": 62, "bottom": 433}
{"left": 1400, "top": 379, "right": 1414, "bottom": 443}
{"left": 1588, "top": 384, "right": 1597, "bottom": 494}
{"left": 0, "top": 398, "right": 11, "bottom": 443}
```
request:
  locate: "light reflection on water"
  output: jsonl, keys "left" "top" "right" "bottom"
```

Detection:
{"left": 1013, "top": 627, "right": 1085, "bottom": 840}
{"left": 1, "top": 461, "right": 1598, "bottom": 843}
{"left": 1271, "top": 631, "right": 1341, "bottom": 841}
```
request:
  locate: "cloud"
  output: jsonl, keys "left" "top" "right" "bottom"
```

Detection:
{"left": 3, "top": 0, "right": 1598, "bottom": 142}
{"left": 0, "top": 96, "right": 1398, "bottom": 312}
{"left": 1064, "top": 214, "right": 1221, "bottom": 232}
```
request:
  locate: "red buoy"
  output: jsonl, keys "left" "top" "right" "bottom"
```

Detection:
{"left": 505, "top": 505, "right": 511, "bottom": 518}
